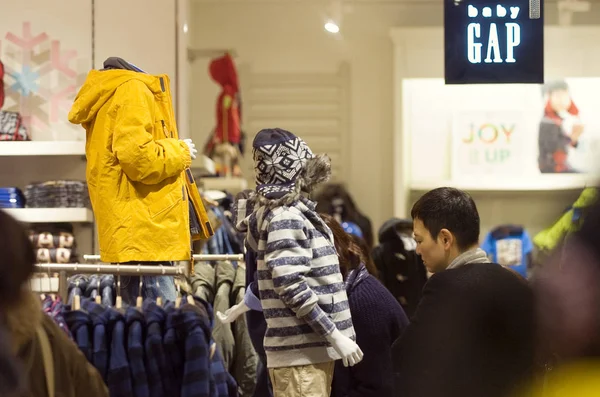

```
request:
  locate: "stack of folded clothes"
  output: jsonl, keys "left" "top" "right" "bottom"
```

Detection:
{"left": 29, "top": 223, "right": 78, "bottom": 264}
{"left": 24, "top": 180, "right": 89, "bottom": 208}
{"left": 0, "top": 187, "right": 25, "bottom": 208}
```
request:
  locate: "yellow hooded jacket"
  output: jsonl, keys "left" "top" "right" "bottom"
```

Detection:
{"left": 69, "top": 69, "right": 191, "bottom": 263}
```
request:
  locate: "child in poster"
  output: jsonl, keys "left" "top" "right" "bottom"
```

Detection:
{"left": 538, "top": 80, "right": 584, "bottom": 174}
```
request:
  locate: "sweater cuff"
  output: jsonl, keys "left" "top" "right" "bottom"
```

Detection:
{"left": 244, "top": 283, "right": 263, "bottom": 311}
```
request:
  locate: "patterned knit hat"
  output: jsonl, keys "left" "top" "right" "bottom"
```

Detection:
{"left": 252, "top": 128, "right": 314, "bottom": 199}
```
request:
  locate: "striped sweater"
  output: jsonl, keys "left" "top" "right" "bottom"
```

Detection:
{"left": 236, "top": 195, "right": 356, "bottom": 368}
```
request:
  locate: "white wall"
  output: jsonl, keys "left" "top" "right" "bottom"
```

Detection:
{"left": 392, "top": 26, "right": 600, "bottom": 238}
{"left": 189, "top": 0, "right": 600, "bottom": 232}
{"left": 189, "top": 1, "right": 432, "bottom": 230}
{"left": 0, "top": 0, "right": 187, "bottom": 255}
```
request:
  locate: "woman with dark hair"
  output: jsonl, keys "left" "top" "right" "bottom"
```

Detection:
{"left": 320, "top": 213, "right": 408, "bottom": 397}
{"left": 0, "top": 210, "right": 108, "bottom": 397}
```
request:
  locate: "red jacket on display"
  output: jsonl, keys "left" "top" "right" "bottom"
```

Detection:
{"left": 0, "top": 60, "right": 5, "bottom": 109}
{"left": 209, "top": 53, "right": 241, "bottom": 146}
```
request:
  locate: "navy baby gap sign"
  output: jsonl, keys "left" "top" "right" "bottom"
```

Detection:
{"left": 444, "top": 0, "right": 544, "bottom": 84}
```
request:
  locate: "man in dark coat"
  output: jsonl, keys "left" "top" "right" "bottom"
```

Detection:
{"left": 392, "top": 187, "right": 535, "bottom": 397}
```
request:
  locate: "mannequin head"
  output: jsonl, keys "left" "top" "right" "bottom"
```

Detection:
{"left": 0, "top": 211, "right": 35, "bottom": 308}
{"left": 411, "top": 187, "right": 480, "bottom": 273}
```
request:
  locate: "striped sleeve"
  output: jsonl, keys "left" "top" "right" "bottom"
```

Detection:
{"left": 265, "top": 212, "right": 337, "bottom": 337}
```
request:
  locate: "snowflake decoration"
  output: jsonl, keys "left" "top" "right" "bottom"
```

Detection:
{"left": 0, "top": 22, "right": 83, "bottom": 139}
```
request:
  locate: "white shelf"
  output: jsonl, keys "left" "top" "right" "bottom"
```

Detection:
{"left": 4, "top": 208, "right": 94, "bottom": 223}
{"left": 0, "top": 141, "right": 85, "bottom": 156}
{"left": 410, "top": 175, "right": 599, "bottom": 193}
{"left": 200, "top": 177, "right": 248, "bottom": 194}
{"left": 191, "top": 155, "right": 216, "bottom": 175}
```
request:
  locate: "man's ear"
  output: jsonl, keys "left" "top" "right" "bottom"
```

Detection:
{"left": 438, "top": 229, "right": 454, "bottom": 250}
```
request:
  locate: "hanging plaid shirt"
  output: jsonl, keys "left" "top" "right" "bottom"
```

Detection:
{"left": 41, "top": 296, "right": 73, "bottom": 339}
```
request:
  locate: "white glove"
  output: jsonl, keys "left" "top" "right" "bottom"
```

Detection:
{"left": 326, "top": 328, "right": 364, "bottom": 367}
{"left": 182, "top": 138, "right": 198, "bottom": 160}
{"left": 217, "top": 302, "right": 250, "bottom": 324}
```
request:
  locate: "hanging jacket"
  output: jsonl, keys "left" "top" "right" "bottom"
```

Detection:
{"left": 208, "top": 53, "right": 241, "bottom": 146}
{"left": 534, "top": 187, "right": 598, "bottom": 252}
{"left": 81, "top": 299, "right": 110, "bottom": 381}
{"left": 213, "top": 261, "right": 236, "bottom": 371}
{"left": 372, "top": 218, "right": 427, "bottom": 318}
{"left": 64, "top": 307, "right": 92, "bottom": 361}
{"left": 41, "top": 296, "right": 72, "bottom": 340}
{"left": 481, "top": 226, "right": 533, "bottom": 278}
{"left": 106, "top": 307, "right": 133, "bottom": 397}
{"left": 144, "top": 300, "right": 168, "bottom": 397}
{"left": 177, "top": 299, "right": 215, "bottom": 397}
{"left": 10, "top": 292, "right": 109, "bottom": 397}
{"left": 190, "top": 297, "right": 238, "bottom": 397}
{"left": 231, "top": 265, "right": 258, "bottom": 397}
{"left": 126, "top": 307, "right": 150, "bottom": 397}
{"left": 68, "top": 59, "right": 192, "bottom": 263}
{"left": 191, "top": 262, "right": 216, "bottom": 303}
{"left": 164, "top": 303, "right": 185, "bottom": 397}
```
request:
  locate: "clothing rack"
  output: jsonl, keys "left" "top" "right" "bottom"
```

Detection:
{"left": 80, "top": 254, "right": 244, "bottom": 263}
{"left": 33, "top": 253, "right": 244, "bottom": 301}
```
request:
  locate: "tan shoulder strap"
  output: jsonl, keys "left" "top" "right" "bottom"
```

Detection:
{"left": 36, "top": 327, "right": 55, "bottom": 397}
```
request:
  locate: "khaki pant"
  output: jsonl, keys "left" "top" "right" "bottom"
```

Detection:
{"left": 268, "top": 361, "right": 335, "bottom": 397}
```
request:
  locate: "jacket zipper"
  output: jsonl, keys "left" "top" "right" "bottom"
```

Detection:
{"left": 160, "top": 120, "right": 173, "bottom": 138}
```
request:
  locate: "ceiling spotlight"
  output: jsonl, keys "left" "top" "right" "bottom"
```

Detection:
{"left": 324, "top": 20, "right": 340, "bottom": 34}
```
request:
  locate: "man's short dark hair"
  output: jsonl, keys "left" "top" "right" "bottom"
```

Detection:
{"left": 411, "top": 187, "right": 480, "bottom": 250}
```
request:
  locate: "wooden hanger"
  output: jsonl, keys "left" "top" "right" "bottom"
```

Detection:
{"left": 73, "top": 294, "right": 81, "bottom": 311}
{"left": 175, "top": 280, "right": 182, "bottom": 308}
{"left": 95, "top": 295, "right": 102, "bottom": 304}
{"left": 116, "top": 270, "right": 122, "bottom": 309}
{"left": 136, "top": 278, "right": 143, "bottom": 310}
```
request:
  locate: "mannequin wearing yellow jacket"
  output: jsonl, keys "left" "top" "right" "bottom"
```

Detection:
{"left": 69, "top": 58, "right": 193, "bottom": 263}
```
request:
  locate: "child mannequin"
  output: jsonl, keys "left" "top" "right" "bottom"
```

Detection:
{"left": 220, "top": 128, "right": 363, "bottom": 397}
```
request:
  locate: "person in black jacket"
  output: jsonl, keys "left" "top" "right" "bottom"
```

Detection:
{"left": 314, "top": 184, "right": 375, "bottom": 249}
{"left": 392, "top": 187, "right": 535, "bottom": 397}
{"left": 372, "top": 218, "right": 428, "bottom": 318}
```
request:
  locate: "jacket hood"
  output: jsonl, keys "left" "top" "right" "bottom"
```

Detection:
{"left": 209, "top": 53, "right": 239, "bottom": 92}
{"left": 378, "top": 218, "right": 413, "bottom": 243}
{"left": 68, "top": 69, "right": 165, "bottom": 127}
{"left": 5, "top": 291, "right": 43, "bottom": 353}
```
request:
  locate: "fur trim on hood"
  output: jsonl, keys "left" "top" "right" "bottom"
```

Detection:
{"left": 4, "top": 291, "right": 42, "bottom": 353}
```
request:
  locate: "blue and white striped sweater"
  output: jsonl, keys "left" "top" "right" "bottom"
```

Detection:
{"left": 236, "top": 196, "right": 355, "bottom": 368}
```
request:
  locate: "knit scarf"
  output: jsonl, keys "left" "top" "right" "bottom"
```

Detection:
{"left": 446, "top": 248, "right": 490, "bottom": 270}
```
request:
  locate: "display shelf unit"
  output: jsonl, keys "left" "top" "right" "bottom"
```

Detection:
{"left": 4, "top": 208, "right": 94, "bottom": 223}
{"left": 410, "top": 175, "right": 599, "bottom": 193}
{"left": 0, "top": 141, "right": 85, "bottom": 156}
{"left": 200, "top": 177, "right": 249, "bottom": 194}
